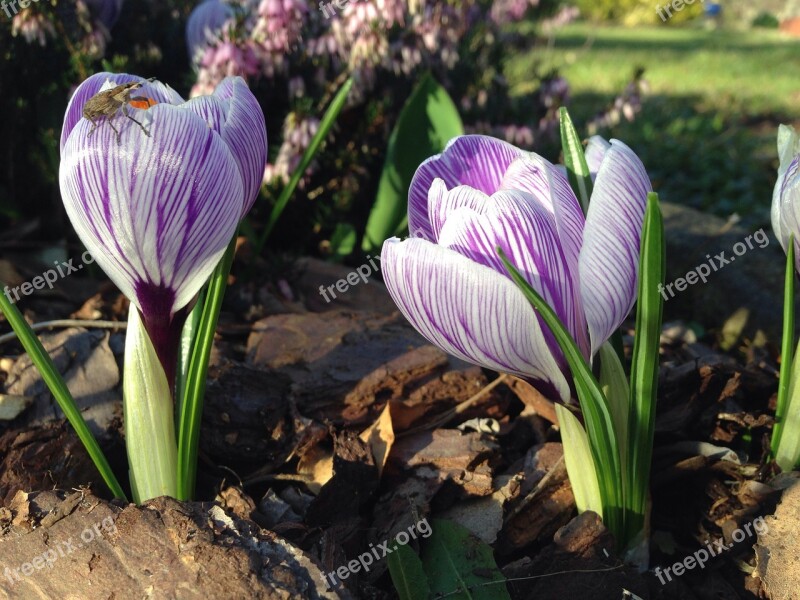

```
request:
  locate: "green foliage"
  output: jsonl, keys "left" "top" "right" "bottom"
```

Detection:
{"left": 176, "top": 235, "right": 238, "bottom": 501}
{"left": 387, "top": 544, "right": 431, "bottom": 600}
{"left": 388, "top": 519, "right": 509, "bottom": 600}
{"left": 574, "top": 0, "right": 703, "bottom": 25}
{"left": 752, "top": 12, "right": 780, "bottom": 28}
{"left": 772, "top": 239, "right": 800, "bottom": 471}
{"left": 254, "top": 78, "right": 354, "bottom": 256}
{"left": 498, "top": 192, "right": 664, "bottom": 551}
{"left": 361, "top": 73, "right": 464, "bottom": 252}
{"left": 508, "top": 24, "right": 794, "bottom": 226}
{"left": 497, "top": 108, "right": 665, "bottom": 550}
{"left": 0, "top": 286, "right": 126, "bottom": 500}
{"left": 559, "top": 107, "right": 593, "bottom": 213}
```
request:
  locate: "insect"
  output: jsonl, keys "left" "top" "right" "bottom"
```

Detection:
{"left": 82, "top": 78, "right": 157, "bottom": 144}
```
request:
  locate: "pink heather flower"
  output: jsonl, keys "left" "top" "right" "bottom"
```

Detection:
{"left": 267, "top": 114, "right": 320, "bottom": 184}
{"left": 186, "top": 0, "right": 236, "bottom": 65}
{"left": 190, "top": 39, "right": 261, "bottom": 97}
{"left": 11, "top": 10, "right": 56, "bottom": 46}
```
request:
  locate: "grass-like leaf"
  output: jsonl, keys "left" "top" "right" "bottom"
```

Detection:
{"left": 175, "top": 234, "right": 237, "bottom": 500}
{"left": 773, "top": 237, "right": 800, "bottom": 470}
{"left": 387, "top": 543, "right": 431, "bottom": 600}
{"left": 555, "top": 403, "right": 603, "bottom": 515}
{"left": 498, "top": 249, "right": 624, "bottom": 542}
{"left": 175, "top": 288, "right": 204, "bottom": 430}
{"left": 625, "top": 192, "right": 664, "bottom": 546}
{"left": 361, "top": 72, "right": 464, "bottom": 252}
{"left": 598, "top": 342, "right": 630, "bottom": 491}
{"left": 253, "top": 77, "right": 353, "bottom": 257}
{"left": 558, "top": 107, "right": 593, "bottom": 214}
{"left": 421, "top": 519, "right": 510, "bottom": 600}
{"left": 774, "top": 343, "right": 800, "bottom": 470}
{"left": 772, "top": 237, "right": 795, "bottom": 456}
{"left": 0, "top": 290, "right": 127, "bottom": 500}
{"left": 123, "top": 307, "right": 177, "bottom": 502}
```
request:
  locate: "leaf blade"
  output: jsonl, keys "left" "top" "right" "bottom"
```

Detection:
{"left": 498, "top": 249, "right": 624, "bottom": 543}
{"left": 559, "top": 107, "right": 593, "bottom": 214}
{"left": 387, "top": 543, "right": 431, "bottom": 600}
{"left": 625, "top": 192, "right": 665, "bottom": 545}
{"left": 0, "top": 289, "right": 126, "bottom": 500}
{"left": 254, "top": 77, "right": 354, "bottom": 256}
{"left": 361, "top": 72, "right": 464, "bottom": 252}
{"left": 421, "top": 519, "right": 510, "bottom": 600}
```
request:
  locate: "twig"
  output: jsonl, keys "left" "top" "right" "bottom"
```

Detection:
{"left": 0, "top": 320, "right": 127, "bottom": 346}
{"left": 435, "top": 565, "right": 625, "bottom": 598}
{"left": 398, "top": 373, "right": 509, "bottom": 438}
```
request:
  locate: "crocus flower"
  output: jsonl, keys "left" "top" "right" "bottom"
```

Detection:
{"left": 59, "top": 72, "right": 267, "bottom": 385}
{"left": 772, "top": 124, "right": 800, "bottom": 267}
{"left": 84, "top": 0, "right": 125, "bottom": 30}
{"left": 381, "top": 135, "right": 651, "bottom": 401}
{"left": 186, "top": 0, "right": 235, "bottom": 65}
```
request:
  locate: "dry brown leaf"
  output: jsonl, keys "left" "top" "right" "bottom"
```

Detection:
{"left": 297, "top": 445, "right": 334, "bottom": 495}
{"left": 359, "top": 402, "right": 395, "bottom": 477}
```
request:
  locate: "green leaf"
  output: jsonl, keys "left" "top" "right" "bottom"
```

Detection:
{"left": 176, "top": 233, "right": 238, "bottom": 501}
{"left": 329, "top": 222, "right": 357, "bottom": 261}
{"left": 774, "top": 338, "right": 800, "bottom": 471}
{"left": 387, "top": 542, "right": 431, "bottom": 600}
{"left": 498, "top": 249, "right": 624, "bottom": 545}
{"left": 254, "top": 77, "right": 354, "bottom": 257}
{"left": 555, "top": 404, "right": 603, "bottom": 515}
{"left": 361, "top": 72, "right": 463, "bottom": 253}
{"left": 625, "top": 192, "right": 665, "bottom": 546}
{"left": 559, "top": 107, "right": 593, "bottom": 214}
{"left": 175, "top": 288, "right": 204, "bottom": 429}
{"left": 772, "top": 237, "right": 795, "bottom": 457}
{"left": 598, "top": 341, "right": 630, "bottom": 474}
{"left": 123, "top": 307, "right": 177, "bottom": 502}
{"left": 0, "top": 284, "right": 126, "bottom": 500}
{"left": 420, "top": 519, "right": 510, "bottom": 600}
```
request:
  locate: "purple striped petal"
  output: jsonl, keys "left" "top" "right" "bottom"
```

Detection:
{"left": 205, "top": 77, "right": 267, "bottom": 215}
{"left": 59, "top": 103, "right": 243, "bottom": 318}
{"left": 60, "top": 72, "right": 184, "bottom": 153}
{"left": 427, "top": 179, "right": 490, "bottom": 241}
{"left": 579, "top": 140, "right": 652, "bottom": 356}
{"left": 437, "top": 190, "right": 586, "bottom": 360}
{"left": 499, "top": 156, "right": 589, "bottom": 356}
{"left": 774, "top": 155, "right": 800, "bottom": 269}
{"left": 408, "top": 135, "right": 523, "bottom": 240}
{"left": 772, "top": 126, "right": 800, "bottom": 254}
{"left": 381, "top": 237, "right": 571, "bottom": 401}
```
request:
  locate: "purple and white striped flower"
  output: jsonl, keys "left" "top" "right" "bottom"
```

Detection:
{"left": 772, "top": 124, "right": 800, "bottom": 269}
{"left": 59, "top": 72, "right": 267, "bottom": 384}
{"left": 381, "top": 135, "right": 651, "bottom": 402}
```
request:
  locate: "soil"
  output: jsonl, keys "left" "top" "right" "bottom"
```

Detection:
{"left": 0, "top": 254, "right": 796, "bottom": 599}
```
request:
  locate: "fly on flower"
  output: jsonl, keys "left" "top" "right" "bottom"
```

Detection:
{"left": 82, "top": 77, "right": 157, "bottom": 144}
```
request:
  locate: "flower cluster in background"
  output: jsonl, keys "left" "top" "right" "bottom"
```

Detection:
{"left": 184, "top": 0, "right": 572, "bottom": 233}
{"left": 0, "top": 0, "right": 586, "bottom": 256}
{"left": 11, "top": 0, "right": 123, "bottom": 55}
{"left": 587, "top": 67, "right": 649, "bottom": 135}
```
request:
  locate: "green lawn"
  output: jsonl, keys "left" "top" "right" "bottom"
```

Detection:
{"left": 510, "top": 24, "right": 800, "bottom": 115}
{"left": 506, "top": 24, "right": 800, "bottom": 224}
